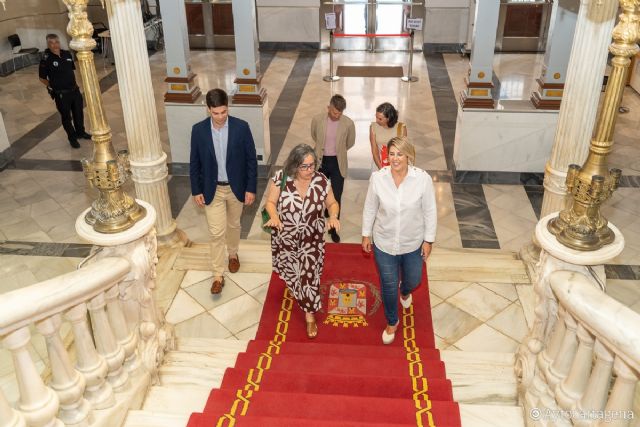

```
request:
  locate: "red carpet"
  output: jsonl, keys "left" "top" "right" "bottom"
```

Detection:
{"left": 187, "top": 243, "right": 462, "bottom": 426}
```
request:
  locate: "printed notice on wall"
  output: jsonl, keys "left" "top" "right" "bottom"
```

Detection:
{"left": 325, "top": 12, "right": 337, "bottom": 30}
{"left": 406, "top": 18, "right": 423, "bottom": 31}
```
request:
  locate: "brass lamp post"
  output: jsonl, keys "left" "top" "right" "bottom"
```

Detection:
{"left": 0, "top": 0, "right": 145, "bottom": 232}
{"left": 548, "top": 0, "right": 638, "bottom": 251}
{"left": 62, "top": 0, "right": 145, "bottom": 233}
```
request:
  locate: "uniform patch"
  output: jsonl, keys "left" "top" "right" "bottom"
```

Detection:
{"left": 321, "top": 280, "right": 381, "bottom": 328}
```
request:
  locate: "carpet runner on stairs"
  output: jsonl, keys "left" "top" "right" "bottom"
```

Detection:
{"left": 187, "top": 243, "right": 462, "bottom": 426}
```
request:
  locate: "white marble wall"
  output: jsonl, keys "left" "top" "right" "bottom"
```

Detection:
{"left": 424, "top": 1, "right": 471, "bottom": 44}
{"left": 0, "top": 1, "right": 69, "bottom": 63}
{"left": 256, "top": 1, "right": 319, "bottom": 43}
{"left": 165, "top": 102, "right": 271, "bottom": 165}
{"left": 453, "top": 105, "right": 559, "bottom": 172}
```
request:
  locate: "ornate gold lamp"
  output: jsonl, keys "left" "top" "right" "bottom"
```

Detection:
{"left": 63, "top": 0, "right": 145, "bottom": 233}
{"left": 0, "top": 0, "right": 145, "bottom": 232}
{"left": 548, "top": 0, "right": 638, "bottom": 251}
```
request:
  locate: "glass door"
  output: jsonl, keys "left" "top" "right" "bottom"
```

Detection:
{"left": 322, "top": 1, "right": 422, "bottom": 52}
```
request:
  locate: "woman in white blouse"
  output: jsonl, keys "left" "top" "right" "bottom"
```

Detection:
{"left": 361, "top": 137, "right": 437, "bottom": 345}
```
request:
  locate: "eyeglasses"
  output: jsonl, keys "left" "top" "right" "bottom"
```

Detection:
{"left": 298, "top": 163, "right": 316, "bottom": 171}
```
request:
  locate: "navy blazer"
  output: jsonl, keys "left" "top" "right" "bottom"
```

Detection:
{"left": 189, "top": 116, "right": 258, "bottom": 205}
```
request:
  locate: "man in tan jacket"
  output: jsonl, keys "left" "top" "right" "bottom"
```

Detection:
{"left": 310, "top": 94, "right": 356, "bottom": 243}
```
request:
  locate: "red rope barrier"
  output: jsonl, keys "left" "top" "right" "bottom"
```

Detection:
{"left": 333, "top": 33, "right": 411, "bottom": 38}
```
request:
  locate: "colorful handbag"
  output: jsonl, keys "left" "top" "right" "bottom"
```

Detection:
{"left": 261, "top": 171, "right": 287, "bottom": 233}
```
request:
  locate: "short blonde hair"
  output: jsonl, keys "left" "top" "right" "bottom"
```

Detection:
{"left": 387, "top": 136, "right": 415, "bottom": 165}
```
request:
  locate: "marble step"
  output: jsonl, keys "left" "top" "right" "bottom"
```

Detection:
{"left": 444, "top": 350, "right": 517, "bottom": 405}
{"left": 158, "top": 365, "right": 226, "bottom": 388}
{"left": 123, "top": 403, "right": 524, "bottom": 427}
{"left": 175, "top": 337, "right": 249, "bottom": 354}
{"left": 429, "top": 248, "right": 529, "bottom": 284}
{"left": 173, "top": 241, "right": 529, "bottom": 284}
{"left": 162, "top": 350, "right": 238, "bottom": 370}
{"left": 142, "top": 385, "right": 211, "bottom": 414}
{"left": 460, "top": 403, "right": 524, "bottom": 427}
{"left": 174, "top": 241, "right": 271, "bottom": 273}
{"left": 123, "top": 410, "right": 190, "bottom": 427}
{"left": 158, "top": 342, "right": 517, "bottom": 406}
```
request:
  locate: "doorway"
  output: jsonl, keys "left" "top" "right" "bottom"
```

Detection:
{"left": 320, "top": 1, "right": 424, "bottom": 52}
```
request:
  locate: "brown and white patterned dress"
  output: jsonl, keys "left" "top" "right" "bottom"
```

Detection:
{"left": 271, "top": 170, "right": 330, "bottom": 313}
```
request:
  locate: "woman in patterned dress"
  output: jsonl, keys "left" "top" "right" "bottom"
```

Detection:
{"left": 264, "top": 144, "right": 341, "bottom": 338}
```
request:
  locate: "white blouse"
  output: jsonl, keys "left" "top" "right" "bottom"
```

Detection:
{"left": 362, "top": 166, "right": 437, "bottom": 255}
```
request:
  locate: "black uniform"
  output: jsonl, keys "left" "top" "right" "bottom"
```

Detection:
{"left": 39, "top": 49, "right": 86, "bottom": 144}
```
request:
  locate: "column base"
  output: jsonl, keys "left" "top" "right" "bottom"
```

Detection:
{"left": 157, "top": 226, "right": 189, "bottom": 249}
{"left": 460, "top": 90, "right": 495, "bottom": 109}
{"left": 460, "top": 79, "right": 494, "bottom": 109}
{"left": 232, "top": 87, "right": 267, "bottom": 106}
{"left": 164, "top": 72, "right": 202, "bottom": 104}
{"left": 531, "top": 80, "right": 564, "bottom": 110}
{"left": 164, "top": 86, "right": 202, "bottom": 104}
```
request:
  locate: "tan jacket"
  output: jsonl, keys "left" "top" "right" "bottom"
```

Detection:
{"left": 310, "top": 112, "right": 356, "bottom": 178}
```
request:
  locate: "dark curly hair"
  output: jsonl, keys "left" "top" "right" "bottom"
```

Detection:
{"left": 376, "top": 102, "right": 398, "bottom": 128}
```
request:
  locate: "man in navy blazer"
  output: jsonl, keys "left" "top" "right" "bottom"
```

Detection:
{"left": 190, "top": 89, "right": 257, "bottom": 294}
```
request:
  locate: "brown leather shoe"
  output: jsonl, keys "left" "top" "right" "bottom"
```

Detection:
{"left": 210, "top": 277, "right": 225, "bottom": 294}
{"left": 228, "top": 256, "right": 240, "bottom": 273}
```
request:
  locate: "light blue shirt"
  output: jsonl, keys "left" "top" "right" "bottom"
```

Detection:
{"left": 211, "top": 118, "right": 229, "bottom": 181}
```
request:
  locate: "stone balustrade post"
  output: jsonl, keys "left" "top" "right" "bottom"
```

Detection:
{"left": 555, "top": 323, "right": 594, "bottom": 410}
{"left": 76, "top": 201, "right": 173, "bottom": 383}
{"left": 0, "top": 390, "right": 26, "bottom": 427}
{"left": 87, "top": 292, "right": 129, "bottom": 392}
{"left": 1, "top": 327, "right": 62, "bottom": 427}
{"left": 104, "top": 286, "right": 140, "bottom": 373}
{"left": 35, "top": 314, "right": 91, "bottom": 426}
{"left": 547, "top": 311, "right": 578, "bottom": 387}
{"left": 574, "top": 340, "right": 613, "bottom": 426}
{"left": 601, "top": 357, "right": 638, "bottom": 427}
{"left": 65, "top": 303, "right": 114, "bottom": 409}
{"left": 539, "top": 305, "right": 567, "bottom": 376}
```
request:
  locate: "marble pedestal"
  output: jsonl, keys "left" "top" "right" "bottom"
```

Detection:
{"left": 516, "top": 212, "right": 625, "bottom": 405}
{"left": 165, "top": 101, "right": 271, "bottom": 166}
{"left": 453, "top": 104, "right": 559, "bottom": 172}
{"left": 76, "top": 200, "right": 157, "bottom": 247}
{"left": 535, "top": 213, "right": 625, "bottom": 268}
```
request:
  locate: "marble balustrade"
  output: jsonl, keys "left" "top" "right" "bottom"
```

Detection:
{"left": 521, "top": 270, "right": 640, "bottom": 427}
{"left": 0, "top": 226, "right": 170, "bottom": 427}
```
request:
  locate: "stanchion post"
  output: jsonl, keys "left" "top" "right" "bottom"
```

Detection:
{"left": 323, "top": 30, "right": 340, "bottom": 82}
{"left": 401, "top": 30, "right": 418, "bottom": 83}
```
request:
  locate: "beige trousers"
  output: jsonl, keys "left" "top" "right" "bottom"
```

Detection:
{"left": 204, "top": 186, "right": 244, "bottom": 277}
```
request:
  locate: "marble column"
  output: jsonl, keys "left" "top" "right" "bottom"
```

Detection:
{"left": 540, "top": 0, "right": 618, "bottom": 218}
{"left": 158, "top": 0, "right": 201, "bottom": 103}
{"left": 230, "top": 0, "right": 266, "bottom": 105}
{"left": 227, "top": 0, "right": 271, "bottom": 165}
{"left": 106, "top": 0, "right": 185, "bottom": 247}
{"left": 461, "top": 0, "right": 500, "bottom": 109}
{"left": 531, "top": 0, "right": 579, "bottom": 110}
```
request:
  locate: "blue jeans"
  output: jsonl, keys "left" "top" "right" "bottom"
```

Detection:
{"left": 373, "top": 244, "right": 423, "bottom": 326}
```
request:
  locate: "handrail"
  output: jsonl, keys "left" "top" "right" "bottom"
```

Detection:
{"left": 550, "top": 270, "right": 640, "bottom": 373}
{"left": 0, "top": 257, "right": 131, "bottom": 336}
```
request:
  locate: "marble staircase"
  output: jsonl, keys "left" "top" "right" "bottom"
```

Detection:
{"left": 122, "top": 240, "right": 531, "bottom": 426}
{"left": 123, "top": 337, "right": 525, "bottom": 427}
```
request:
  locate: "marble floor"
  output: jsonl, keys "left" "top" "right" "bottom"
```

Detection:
{"left": 1, "top": 47, "right": 640, "bottom": 402}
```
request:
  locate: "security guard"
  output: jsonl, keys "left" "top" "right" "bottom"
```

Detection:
{"left": 39, "top": 34, "right": 91, "bottom": 149}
